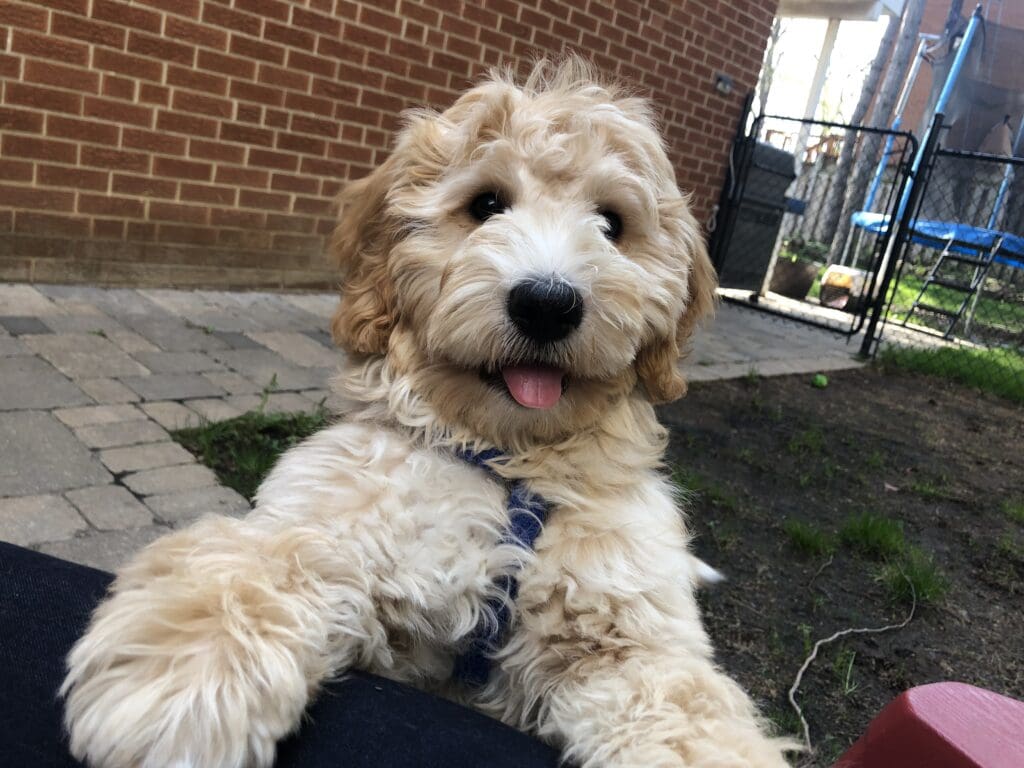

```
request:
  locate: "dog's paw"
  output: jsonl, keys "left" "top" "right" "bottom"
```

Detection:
{"left": 62, "top": 643, "right": 282, "bottom": 768}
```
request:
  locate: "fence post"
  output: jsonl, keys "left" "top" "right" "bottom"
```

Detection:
{"left": 859, "top": 113, "right": 945, "bottom": 358}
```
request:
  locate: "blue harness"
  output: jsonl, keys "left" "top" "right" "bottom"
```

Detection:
{"left": 451, "top": 447, "right": 550, "bottom": 686}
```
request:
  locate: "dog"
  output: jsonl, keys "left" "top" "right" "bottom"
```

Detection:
{"left": 61, "top": 59, "right": 792, "bottom": 768}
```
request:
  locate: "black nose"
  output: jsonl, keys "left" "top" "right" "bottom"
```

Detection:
{"left": 507, "top": 279, "right": 584, "bottom": 343}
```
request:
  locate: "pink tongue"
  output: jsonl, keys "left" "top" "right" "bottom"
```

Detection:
{"left": 501, "top": 365, "right": 565, "bottom": 409}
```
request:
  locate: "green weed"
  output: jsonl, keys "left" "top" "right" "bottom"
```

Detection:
{"left": 787, "top": 425, "right": 826, "bottom": 457}
{"left": 173, "top": 406, "right": 330, "bottom": 501}
{"left": 877, "top": 546, "right": 948, "bottom": 605}
{"left": 1002, "top": 499, "right": 1024, "bottom": 525}
{"left": 878, "top": 345, "right": 1024, "bottom": 405}
{"left": 783, "top": 520, "right": 836, "bottom": 557}
{"left": 840, "top": 513, "right": 905, "bottom": 559}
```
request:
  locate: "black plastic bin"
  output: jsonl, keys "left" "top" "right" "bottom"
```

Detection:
{"left": 716, "top": 141, "right": 797, "bottom": 292}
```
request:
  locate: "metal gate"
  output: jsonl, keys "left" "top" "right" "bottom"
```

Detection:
{"left": 709, "top": 108, "right": 917, "bottom": 337}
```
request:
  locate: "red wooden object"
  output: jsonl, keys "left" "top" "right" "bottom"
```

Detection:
{"left": 834, "top": 683, "right": 1024, "bottom": 768}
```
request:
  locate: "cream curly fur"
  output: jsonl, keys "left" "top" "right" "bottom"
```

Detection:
{"left": 62, "top": 59, "right": 794, "bottom": 768}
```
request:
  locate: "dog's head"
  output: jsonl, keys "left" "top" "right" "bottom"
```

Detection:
{"left": 330, "top": 58, "right": 716, "bottom": 446}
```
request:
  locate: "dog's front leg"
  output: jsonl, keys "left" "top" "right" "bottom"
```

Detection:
{"left": 61, "top": 513, "right": 383, "bottom": 768}
{"left": 537, "top": 649, "right": 792, "bottom": 768}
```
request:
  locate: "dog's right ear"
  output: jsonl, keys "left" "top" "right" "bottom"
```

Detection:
{"left": 330, "top": 157, "right": 400, "bottom": 356}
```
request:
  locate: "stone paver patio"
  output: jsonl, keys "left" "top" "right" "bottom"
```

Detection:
{"left": 0, "top": 282, "right": 862, "bottom": 571}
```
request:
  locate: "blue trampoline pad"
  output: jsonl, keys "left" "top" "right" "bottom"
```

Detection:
{"left": 851, "top": 211, "right": 1024, "bottom": 270}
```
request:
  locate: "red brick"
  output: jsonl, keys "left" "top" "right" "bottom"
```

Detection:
{"left": 318, "top": 37, "right": 365, "bottom": 64}
{"left": 102, "top": 75, "right": 136, "bottom": 101}
{"left": 165, "top": 16, "right": 228, "bottom": 50}
{"left": 236, "top": 104, "right": 263, "bottom": 124}
{"left": 14, "top": 211, "right": 90, "bottom": 237}
{"left": 292, "top": 7, "right": 341, "bottom": 36}
{"left": 294, "top": 195, "right": 332, "bottom": 215}
{"left": 157, "top": 110, "right": 219, "bottom": 138}
{"left": 128, "top": 31, "right": 196, "bottom": 66}
{"left": 343, "top": 25, "right": 387, "bottom": 51}
{"left": 358, "top": 6, "right": 402, "bottom": 34}
{"left": 37, "top": 164, "right": 108, "bottom": 191}
{"left": 153, "top": 156, "right": 212, "bottom": 182}
{"left": 93, "top": 48, "right": 163, "bottom": 83}
{"left": 0, "top": 54, "right": 20, "bottom": 80}
{"left": 271, "top": 173, "right": 319, "bottom": 194}
{"left": 201, "top": 3, "right": 262, "bottom": 37}
{"left": 265, "top": 109, "right": 289, "bottom": 129}
{"left": 312, "top": 78, "right": 360, "bottom": 103}
{"left": 327, "top": 142, "right": 372, "bottom": 164}
{"left": 263, "top": 21, "right": 315, "bottom": 50}
{"left": 0, "top": 184, "right": 75, "bottom": 211}
{"left": 266, "top": 213, "right": 315, "bottom": 233}
{"left": 212, "top": 208, "right": 267, "bottom": 228}
{"left": 78, "top": 193, "right": 145, "bottom": 218}
{"left": 94, "top": 219, "right": 126, "bottom": 239}
{"left": 3, "top": 134, "right": 77, "bottom": 164}
{"left": 0, "top": 2, "right": 48, "bottom": 30}
{"left": 188, "top": 139, "right": 245, "bottom": 164}
{"left": 112, "top": 173, "right": 176, "bottom": 199}
{"left": 0, "top": 159, "right": 35, "bottom": 182}
{"left": 180, "top": 183, "right": 236, "bottom": 205}
{"left": 299, "top": 155, "right": 348, "bottom": 178}
{"left": 139, "top": 83, "right": 171, "bottom": 106}
{"left": 123, "top": 128, "right": 187, "bottom": 155}
{"left": 126, "top": 221, "right": 158, "bottom": 240}
{"left": 47, "top": 115, "right": 119, "bottom": 146}
{"left": 285, "top": 92, "right": 333, "bottom": 116}
{"left": 83, "top": 98, "right": 153, "bottom": 128}
{"left": 290, "top": 113, "right": 339, "bottom": 139}
{"left": 229, "top": 35, "right": 286, "bottom": 65}
{"left": 239, "top": 188, "right": 290, "bottom": 211}
{"left": 149, "top": 201, "right": 208, "bottom": 224}
{"left": 81, "top": 146, "right": 150, "bottom": 173}
{"left": 136, "top": 0, "right": 200, "bottom": 17}
{"left": 197, "top": 50, "right": 257, "bottom": 80}
{"left": 272, "top": 233, "right": 321, "bottom": 252}
{"left": 220, "top": 123, "right": 274, "bottom": 151}
{"left": 257, "top": 64, "right": 310, "bottom": 92}
{"left": 93, "top": 0, "right": 162, "bottom": 32}
{"left": 167, "top": 66, "right": 229, "bottom": 96}
{"left": 230, "top": 80, "right": 285, "bottom": 108}
{"left": 11, "top": 30, "right": 89, "bottom": 66}
{"left": 157, "top": 224, "right": 218, "bottom": 246}
{"left": 248, "top": 148, "right": 300, "bottom": 171}
{"left": 172, "top": 90, "right": 233, "bottom": 119}
{"left": 51, "top": 12, "right": 126, "bottom": 48}
{"left": 287, "top": 49, "right": 336, "bottom": 77}
{"left": 0, "top": 107, "right": 44, "bottom": 133}
{"left": 235, "top": 0, "right": 290, "bottom": 21}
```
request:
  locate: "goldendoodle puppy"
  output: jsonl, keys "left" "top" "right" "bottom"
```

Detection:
{"left": 62, "top": 59, "right": 792, "bottom": 768}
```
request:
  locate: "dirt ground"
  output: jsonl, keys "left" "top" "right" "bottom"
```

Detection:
{"left": 657, "top": 367, "right": 1024, "bottom": 765}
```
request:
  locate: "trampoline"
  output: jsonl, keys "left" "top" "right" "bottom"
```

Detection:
{"left": 845, "top": 5, "right": 1024, "bottom": 340}
{"left": 851, "top": 211, "right": 1024, "bottom": 271}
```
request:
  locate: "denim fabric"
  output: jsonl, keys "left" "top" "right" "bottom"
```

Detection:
{"left": 0, "top": 541, "right": 561, "bottom": 768}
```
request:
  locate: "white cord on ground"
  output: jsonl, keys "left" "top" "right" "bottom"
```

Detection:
{"left": 788, "top": 575, "right": 917, "bottom": 753}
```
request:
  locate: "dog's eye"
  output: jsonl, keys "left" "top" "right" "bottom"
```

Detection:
{"left": 468, "top": 192, "right": 509, "bottom": 223}
{"left": 598, "top": 209, "right": 623, "bottom": 242}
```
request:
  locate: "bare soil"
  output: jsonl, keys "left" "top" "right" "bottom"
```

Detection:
{"left": 657, "top": 367, "right": 1024, "bottom": 765}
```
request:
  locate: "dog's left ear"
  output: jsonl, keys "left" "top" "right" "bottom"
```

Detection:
{"left": 330, "top": 156, "right": 401, "bottom": 356}
{"left": 635, "top": 201, "right": 717, "bottom": 403}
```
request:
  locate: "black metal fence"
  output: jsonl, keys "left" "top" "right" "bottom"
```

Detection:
{"left": 868, "top": 114, "right": 1024, "bottom": 403}
{"left": 710, "top": 112, "right": 917, "bottom": 337}
{"left": 711, "top": 106, "right": 1024, "bottom": 405}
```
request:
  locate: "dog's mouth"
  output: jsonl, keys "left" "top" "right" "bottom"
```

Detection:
{"left": 479, "top": 363, "right": 568, "bottom": 409}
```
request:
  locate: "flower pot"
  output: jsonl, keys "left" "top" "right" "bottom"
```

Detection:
{"left": 770, "top": 259, "right": 820, "bottom": 299}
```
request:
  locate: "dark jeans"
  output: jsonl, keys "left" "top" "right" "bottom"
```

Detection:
{"left": 0, "top": 541, "right": 561, "bottom": 767}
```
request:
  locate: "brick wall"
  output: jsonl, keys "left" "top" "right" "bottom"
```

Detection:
{"left": 0, "top": 0, "right": 777, "bottom": 289}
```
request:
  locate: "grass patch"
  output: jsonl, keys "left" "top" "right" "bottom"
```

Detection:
{"left": 174, "top": 407, "right": 330, "bottom": 501}
{"left": 909, "top": 477, "right": 955, "bottom": 501}
{"left": 1003, "top": 499, "right": 1024, "bottom": 525}
{"left": 889, "top": 274, "right": 1024, "bottom": 330}
{"left": 787, "top": 425, "right": 826, "bottom": 457}
{"left": 672, "top": 467, "right": 743, "bottom": 513}
{"left": 783, "top": 519, "right": 836, "bottom": 557}
{"left": 877, "top": 345, "right": 1024, "bottom": 404}
{"left": 840, "top": 513, "right": 905, "bottom": 560}
{"left": 877, "top": 546, "right": 948, "bottom": 605}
